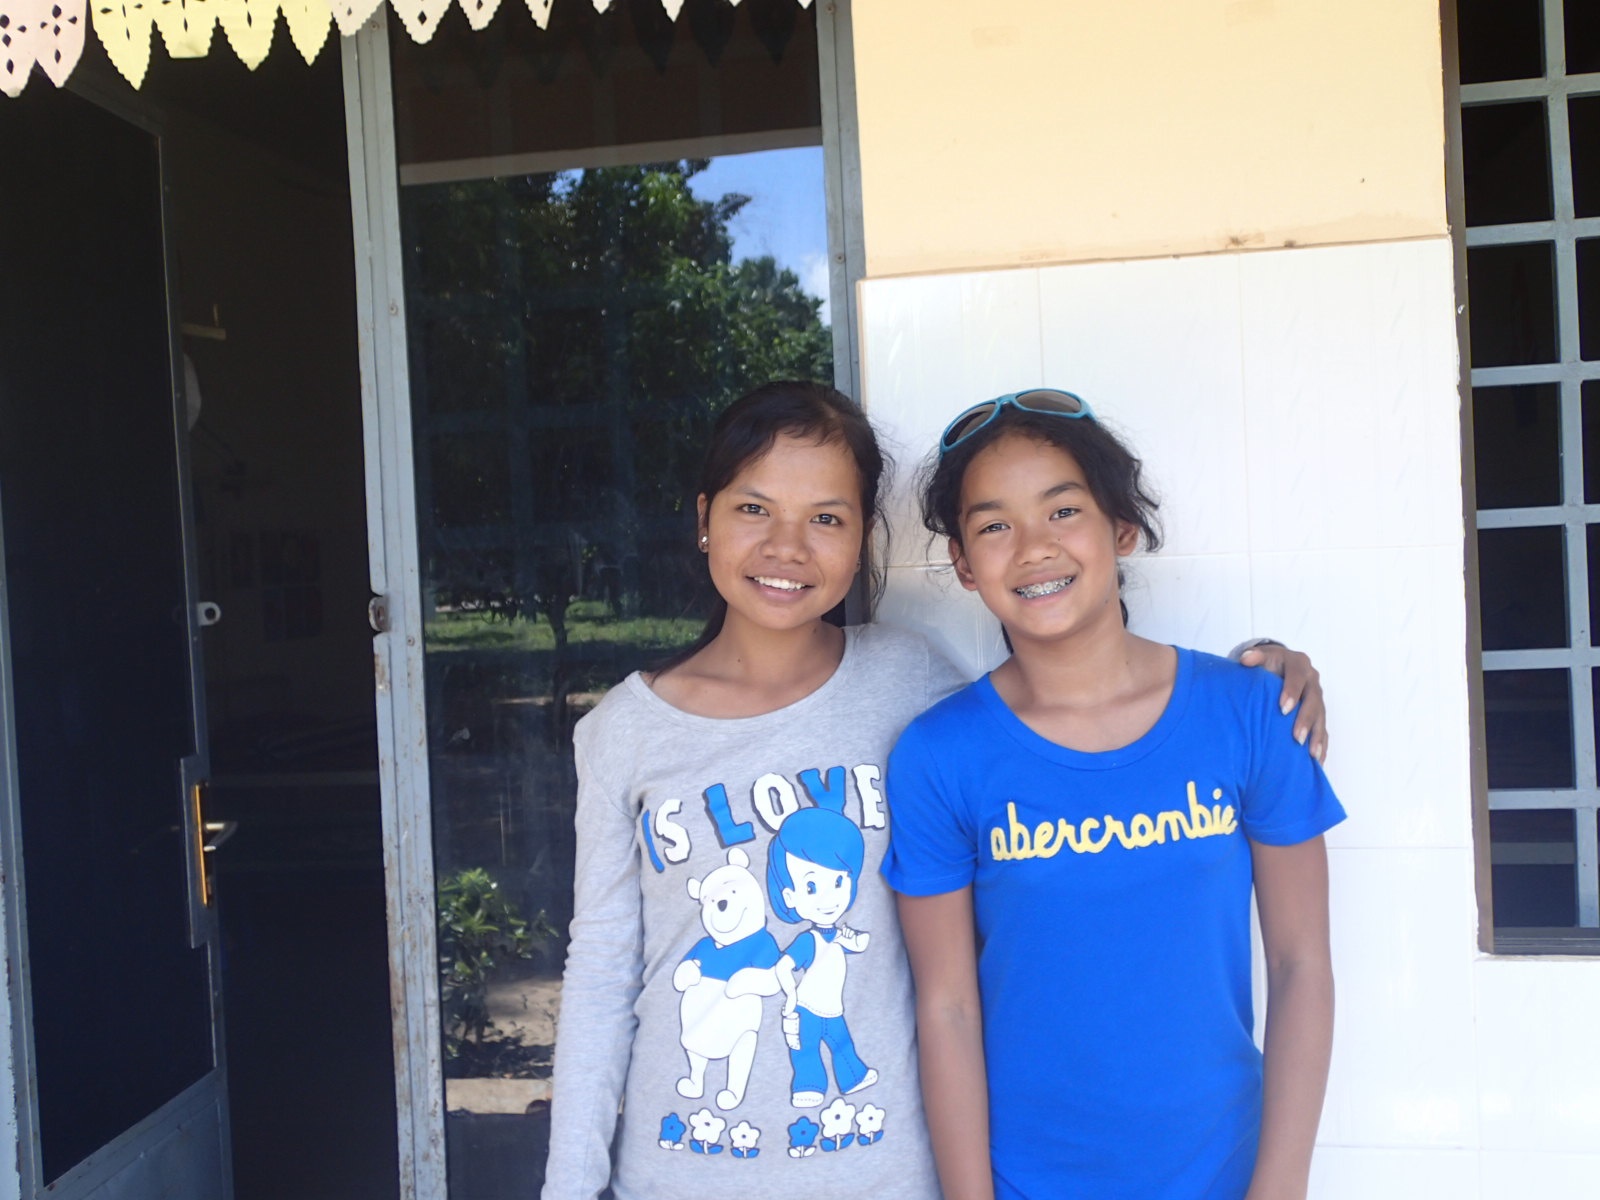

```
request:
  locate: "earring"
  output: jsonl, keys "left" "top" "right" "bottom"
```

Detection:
{"left": 699, "top": 534, "right": 708, "bottom": 551}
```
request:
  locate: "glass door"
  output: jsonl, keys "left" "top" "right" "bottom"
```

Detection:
{"left": 343, "top": 1, "right": 854, "bottom": 1194}
{"left": 0, "top": 85, "right": 229, "bottom": 1199}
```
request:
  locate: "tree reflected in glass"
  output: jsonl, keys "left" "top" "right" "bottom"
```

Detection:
{"left": 400, "top": 156, "right": 831, "bottom": 1100}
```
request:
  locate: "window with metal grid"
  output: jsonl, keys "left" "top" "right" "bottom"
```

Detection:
{"left": 1460, "top": 0, "right": 1600, "bottom": 950}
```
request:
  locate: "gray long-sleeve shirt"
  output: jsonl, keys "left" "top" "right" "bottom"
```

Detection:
{"left": 543, "top": 623, "right": 966, "bottom": 1200}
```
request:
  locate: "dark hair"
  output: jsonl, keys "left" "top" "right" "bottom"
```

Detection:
{"left": 918, "top": 404, "right": 1161, "bottom": 624}
{"left": 658, "top": 381, "right": 888, "bottom": 672}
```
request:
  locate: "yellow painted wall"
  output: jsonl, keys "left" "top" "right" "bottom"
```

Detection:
{"left": 851, "top": 0, "right": 1449, "bottom": 277}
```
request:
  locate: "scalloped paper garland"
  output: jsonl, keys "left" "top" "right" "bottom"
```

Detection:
{"left": 215, "top": 0, "right": 275, "bottom": 66}
{"left": 1, "top": 0, "right": 45, "bottom": 97}
{"left": 390, "top": 0, "right": 446, "bottom": 43}
{"left": 281, "top": 0, "right": 328, "bottom": 59}
{"left": 92, "top": 0, "right": 153, "bottom": 87}
{"left": 5, "top": 0, "right": 806, "bottom": 93}
{"left": 152, "top": 0, "right": 214, "bottom": 57}
{"left": 37, "top": 0, "right": 87, "bottom": 84}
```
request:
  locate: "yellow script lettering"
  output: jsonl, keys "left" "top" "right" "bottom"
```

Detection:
{"left": 1187, "top": 781, "right": 1213, "bottom": 836}
{"left": 989, "top": 782, "right": 1240, "bottom": 865}
{"left": 1061, "top": 820, "right": 1084, "bottom": 854}
{"left": 1078, "top": 817, "right": 1114, "bottom": 854}
{"left": 1007, "top": 803, "right": 1033, "bottom": 859}
{"left": 1108, "top": 816, "right": 1137, "bottom": 850}
{"left": 1129, "top": 813, "right": 1157, "bottom": 847}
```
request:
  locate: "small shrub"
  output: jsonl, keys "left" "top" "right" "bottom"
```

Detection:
{"left": 437, "top": 867, "right": 552, "bottom": 1059}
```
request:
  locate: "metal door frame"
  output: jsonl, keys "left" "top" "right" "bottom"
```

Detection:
{"left": 0, "top": 80, "right": 231, "bottom": 1200}
{"left": 341, "top": 3, "right": 869, "bottom": 1195}
{"left": 341, "top": 16, "right": 442, "bottom": 1198}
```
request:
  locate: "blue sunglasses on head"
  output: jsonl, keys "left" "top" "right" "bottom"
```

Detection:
{"left": 938, "top": 388, "right": 1096, "bottom": 456}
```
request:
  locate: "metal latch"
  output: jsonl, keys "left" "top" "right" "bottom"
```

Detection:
{"left": 367, "top": 595, "right": 390, "bottom": 634}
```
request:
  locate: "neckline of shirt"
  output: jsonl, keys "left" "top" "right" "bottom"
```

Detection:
{"left": 972, "top": 645, "right": 1194, "bottom": 770}
{"left": 621, "top": 624, "right": 863, "bottom": 731}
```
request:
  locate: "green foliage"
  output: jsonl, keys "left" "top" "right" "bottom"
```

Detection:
{"left": 438, "top": 867, "right": 553, "bottom": 1057}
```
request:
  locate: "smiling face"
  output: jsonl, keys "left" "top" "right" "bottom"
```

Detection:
{"left": 697, "top": 433, "right": 865, "bottom": 638}
{"left": 950, "top": 432, "right": 1138, "bottom": 648}
{"left": 780, "top": 852, "right": 854, "bottom": 927}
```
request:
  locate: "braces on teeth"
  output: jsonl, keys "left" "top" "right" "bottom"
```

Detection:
{"left": 1016, "top": 577, "right": 1071, "bottom": 599}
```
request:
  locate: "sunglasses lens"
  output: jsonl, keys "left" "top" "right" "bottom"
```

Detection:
{"left": 1013, "top": 389, "right": 1088, "bottom": 416}
{"left": 942, "top": 403, "right": 998, "bottom": 449}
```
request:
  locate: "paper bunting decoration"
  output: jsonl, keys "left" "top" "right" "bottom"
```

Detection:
{"left": 92, "top": 0, "right": 152, "bottom": 87}
{"left": 152, "top": 0, "right": 214, "bottom": 57}
{"left": 214, "top": 0, "right": 274, "bottom": 66}
{"left": 37, "top": 0, "right": 86, "bottom": 84}
{"left": 390, "top": 0, "right": 446, "bottom": 43}
{"left": 0, "top": 0, "right": 83, "bottom": 94}
{"left": 2, "top": 0, "right": 43, "bottom": 97}
{"left": 3, "top": 0, "right": 811, "bottom": 93}
{"left": 280, "top": 0, "right": 327, "bottom": 60}
{"left": 456, "top": 0, "right": 496, "bottom": 32}
{"left": 328, "top": 0, "right": 377, "bottom": 38}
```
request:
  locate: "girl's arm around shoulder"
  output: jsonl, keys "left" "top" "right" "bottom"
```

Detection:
{"left": 897, "top": 886, "right": 995, "bottom": 1200}
{"left": 541, "top": 735, "right": 646, "bottom": 1200}
{"left": 1245, "top": 836, "right": 1335, "bottom": 1200}
{"left": 1231, "top": 641, "right": 1329, "bottom": 764}
{"left": 1219, "top": 657, "right": 1346, "bottom": 847}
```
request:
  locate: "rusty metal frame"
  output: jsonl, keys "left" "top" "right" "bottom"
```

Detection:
{"left": 341, "top": 16, "right": 447, "bottom": 1200}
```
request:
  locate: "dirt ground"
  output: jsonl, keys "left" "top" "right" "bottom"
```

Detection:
{"left": 487, "top": 970, "right": 562, "bottom": 1048}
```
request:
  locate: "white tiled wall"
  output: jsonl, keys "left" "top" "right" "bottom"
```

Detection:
{"left": 858, "top": 237, "right": 1600, "bottom": 1197}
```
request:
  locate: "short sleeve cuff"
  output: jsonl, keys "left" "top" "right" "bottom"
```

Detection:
{"left": 1244, "top": 796, "right": 1346, "bottom": 846}
{"left": 880, "top": 856, "right": 975, "bottom": 897}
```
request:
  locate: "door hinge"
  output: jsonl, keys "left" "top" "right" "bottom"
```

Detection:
{"left": 367, "top": 595, "right": 391, "bottom": 634}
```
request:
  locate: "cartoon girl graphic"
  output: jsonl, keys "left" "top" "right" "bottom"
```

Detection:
{"left": 766, "top": 807, "right": 879, "bottom": 1108}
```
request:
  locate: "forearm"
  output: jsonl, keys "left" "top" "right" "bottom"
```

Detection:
{"left": 1245, "top": 956, "right": 1334, "bottom": 1200}
{"left": 897, "top": 888, "right": 994, "bottom": 1200}
{"left": 917, "top": 993, "right": 995, "bottom": 1200}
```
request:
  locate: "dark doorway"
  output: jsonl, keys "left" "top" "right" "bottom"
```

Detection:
{"left": 0, "top": 80, "right": 225, "bottom": 1195}
{"left": 59, "top": 30, "right": 400, "bottom": 1200}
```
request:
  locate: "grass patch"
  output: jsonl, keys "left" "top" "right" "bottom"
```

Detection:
{"left": 426, "top": 607, "right": 702, "bottom": 654}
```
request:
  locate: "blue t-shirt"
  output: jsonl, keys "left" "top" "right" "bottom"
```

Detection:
{"left": 882, "top": 648, "right": 1344, "bottom": 1200}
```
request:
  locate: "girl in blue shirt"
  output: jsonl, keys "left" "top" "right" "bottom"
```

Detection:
{"left": 883, "top": 389, "right": 1343, "bottom": 1200}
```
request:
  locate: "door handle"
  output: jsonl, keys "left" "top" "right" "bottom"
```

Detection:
{"left": 181, "top": 756, "right": 217, "bottom": 948}
{"left": 203, "top": 819, "right": 238, "bottom": 852}
{"left": 190, "top": 780, "right": 213, "bottom": 909}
